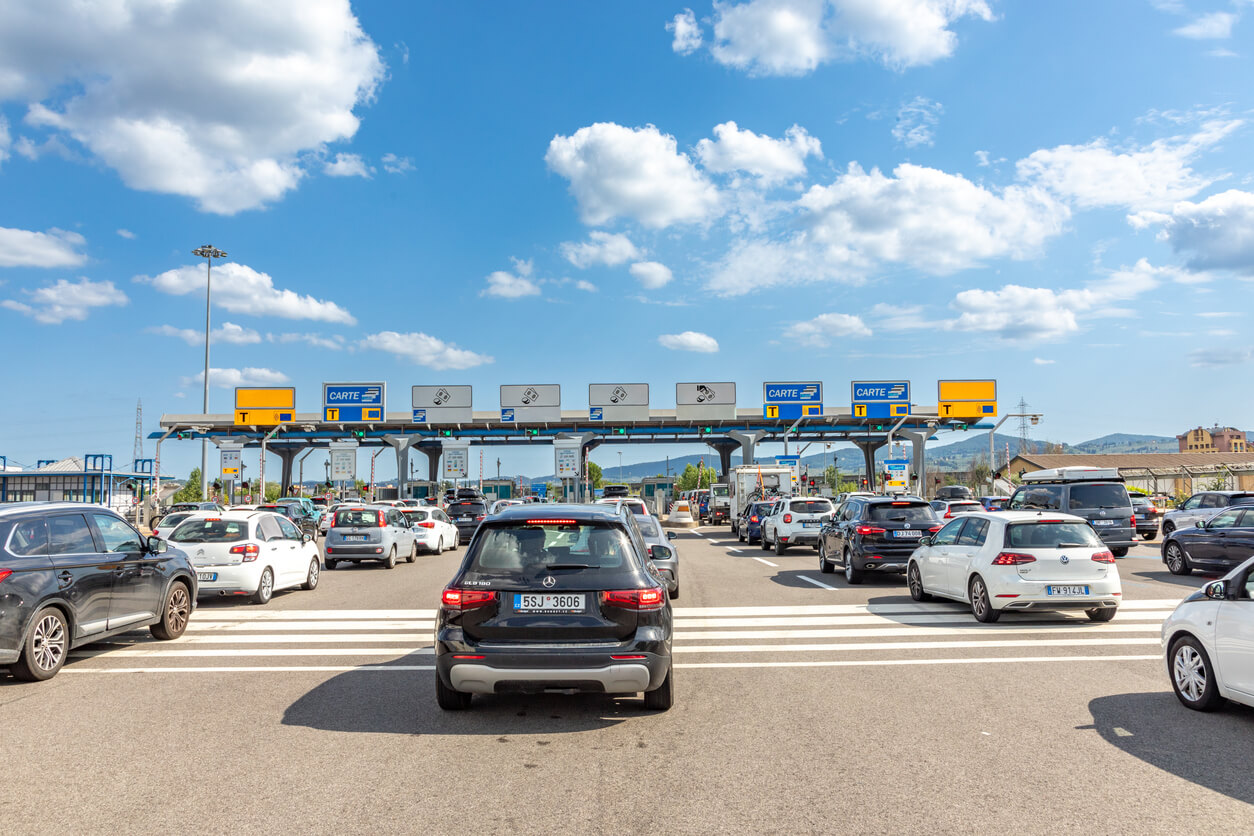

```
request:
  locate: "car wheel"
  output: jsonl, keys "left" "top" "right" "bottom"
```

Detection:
{"left": 382, "top": 546, "right": 396, "bottom": 569}
{"left": 643, "top": 662, "right": 674, "bottom": 711}
{"left": 844, "top": 549, "right": 864, "bottom": 585}
{"left": 1141, "top": 530, "right": 1156, "bottom": 542}
{"left": 1111, "top": 547, "right": 1129, "bottom": 557}
{"left": 436, "top": 675, "right": 473, "bottom": 711}
{"left": 969, "top": 575, "right": 1000, "bottom": 623}
{"left": 738, "top": 527, "right": 745, "bottom": 543}
{"left": 408, "top": 541, "right": 418, "bottom": 563}
{"left": 302, "top": 558, "right": 320, "bottom": 590}
{"left": 1165, "top": 542, "right": 1191, "bottom": 575}
{"left": 774, "top": 537, "right": 787, "bottom": 556}
{"left": 150, "top": 582, "right": 192, "bottom": 639}
{"left": 819, "top": 541, "right": 834, "bottom": 574}
{"left": 1162, "top": 521, "right": 1176, "bottom": 537}
{"left": 1085, "top": 606, "right": 1117, "bottom": 622}
{"left": 669, "top": 585, "right": 679, "bottom": 600}
{"left": 1170, "top": 636, "right": 1224, "bottom": 711}
{"left": 325, "top": 558, "right": 338, "bottom": 570}
{"left": 253, "top": 567, "right": 274, "bottom": 605}
{"left": 433, "top": 537, "right": 442, "bottom": 556}
{"left": 10, "top": 607, "right": 69, "bottom": 681}
{"left": 908, "top": 562, "right": 932, "bottom": 602}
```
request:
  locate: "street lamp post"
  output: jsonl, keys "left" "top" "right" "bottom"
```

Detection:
{"left": 618, "top": 451, "right": 623, "bottom": 485}
{"left": 192, "top": 244, "right": 227, "bottom": 501}
{"left": 988, "top": 413, "right": 1043, "bottom": 493}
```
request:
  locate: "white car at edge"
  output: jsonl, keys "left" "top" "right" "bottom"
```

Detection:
{"left": 906, "top": 510, "right": 1122, "bottom": 623}
{"left": 400, "top": 506, "right": 460, "bottom": 554}
{"left": 1161, "top": 556, "right": 1254, "bottom": 711}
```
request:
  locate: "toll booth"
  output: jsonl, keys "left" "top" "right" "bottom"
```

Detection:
{"left": 641, "top": 477, "right": 676, "bottom": 501}
{"left": 481, "top": 479, "right": 514, "bottom": 502}
{"left": 407, "top": 480, "right": 438, "bottom": 500}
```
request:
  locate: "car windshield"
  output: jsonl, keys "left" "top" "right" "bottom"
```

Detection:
{"left": 461, "top": 522, "right": 641, "bottom": 585}
{"left": 334, "top": 509, "right": 382, "bottom": 527}
{"left": 448, "top": 501, "right": 487, "bottom": 515}
{"left": 402, "top": 509, "right": 430, "bottom": 522}
{"left": 712, "top": 485, "right": 729, "bottom": 497}
{"left": 790, "top": 500, "right": 833, "bottom": 514}
{"left": 158, "top": 512, "right": 192, "bottom": 529}
{"left": 868, "top": 503, "right": 935, "bottom": 522}
{"left": 169, "top": 519, "right": 247, "bottom": 543}
{"left": 1068, "top": 484, "right": 1129, "bottom": 510}
{"left": 1006, "top": 522, "right": 1103, "bottom": 548}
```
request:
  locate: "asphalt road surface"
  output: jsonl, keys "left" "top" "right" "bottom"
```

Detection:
{"left": 3, "top": 529, "right": 1252, "bottom": 834}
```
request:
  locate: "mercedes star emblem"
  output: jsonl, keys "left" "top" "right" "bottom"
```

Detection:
{"left": 542, "top": 575, "right": 556, "bottom": 588}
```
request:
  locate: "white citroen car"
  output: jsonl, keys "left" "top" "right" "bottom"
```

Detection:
{"left": 401, "top": 506, "right": 459, "bottom": 554}
{"left": 906, "top": 511, "right": 1122, "bottom": 623}
{"left": 167, "top": 511, "right": 322, "bottom": 605}
{"left": 1161, "top": 556, "right": 1254, "bottom": 711}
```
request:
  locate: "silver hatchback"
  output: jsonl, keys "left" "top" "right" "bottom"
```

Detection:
{"left": 636, "top": 515, "right": 680, "bottom": 599}
{"left": 324, "top": 505, "right": 417, "bottom": 569}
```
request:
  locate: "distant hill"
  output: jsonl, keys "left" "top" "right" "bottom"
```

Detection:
{"left": 1071, "top": 433, "right": 1177, "bottom": 454}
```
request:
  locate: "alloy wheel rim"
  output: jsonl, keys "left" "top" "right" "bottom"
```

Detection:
{"left": 909, "top": 566, "right": 921, "bottom": 596}
{"left": 845, "top": 554, "right": 853, "bottom": 580}
{"left": 261, "top": 570, "right": 272, "bottom": 597}
{"left": 167, "top": 587, "right": 189, "bottom": 633}
{"left": 972, "top": 581, "right": 986, "bottom": 616}
{"left": 1174, "top": 646, "right": 1206, "bottom": 701}
{"left": 309, "top": 561, "right": 319, "bottom": 586}
{"left": 32, "top": 614, "right": 66, "bottom": 671}
{"left": 1167, "top": 545, "right": 1182, "bottom": 570}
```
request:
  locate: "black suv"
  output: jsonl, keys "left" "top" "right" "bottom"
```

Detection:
{"left": 435, "top": 503, "right": 673, "bottom": 710}
{"left": 819, "top": 497, "right": 940, "bottom": 584}
{"left": 0, "top": 503, "right": 197, "bottom": 681}
{"left": 446, "top": 498, "right": 489, "bottom": 542}
{"left": 257, "top": 502, "right": 318, "bottom": 539}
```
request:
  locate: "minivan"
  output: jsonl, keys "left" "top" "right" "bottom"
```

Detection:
{"left": 1007, "top": 467, "right": 1136, "bottom": 556}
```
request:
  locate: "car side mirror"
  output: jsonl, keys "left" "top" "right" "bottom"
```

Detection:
{"left": 146, "top": 535, "right": 168, "bottom": 554}
{"left": 666, "top": 531, "right": 676, "bottom": 540}
{"left": 1205, "top": 580, "right": 1227, "bottom": 601}
{"left": 920, "top": 536, "right": 933, "bottom": 547}
{"left": 302, "top": 533, "right": 313, "bottom": 544}
{"left": 1195, "top": 520, "right": 1205, "bottom": 528}
{"left": 648, "top": 545, "right": 672, "bottom": 561}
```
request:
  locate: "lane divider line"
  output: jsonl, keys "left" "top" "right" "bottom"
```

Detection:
{"left": 753, "top": 557, "right": 778, "bottom": 568}
{"left": 798, "top": 575, "right": 837, "bottom": 590}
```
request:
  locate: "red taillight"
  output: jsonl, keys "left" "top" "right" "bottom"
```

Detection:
{"left": 441, "top": 588, "right": 497, "bottom": 610}
{"left": 1148, "top": 505, "right": 1157, "bottom": 514}
{"left": 992, "top": 552, "right": 1036, "bottom": 565}
{"left": 378, "top": 511, "right": 386, "bottom": 527}
{"left": 417, "top": 521, "right": 436, "bottom": 528}
{"left": 750, "top": 515, "right": 759, "bottom": 523}
{"left": 230, "top": 543, "right": 260, "bottom": 562}
{"left": 1130, "top": 514, "right": 1137, "bottom": 529}
{"left": 783, "top": 513, "right": 793, "bottom": 524}
{"left": 525, "top": 519, "right": 576, "bottom": 525}
{"left": 928, "top": 526, "right": 941, "bottom": 533}
{"left": 452, "top": 654, "right": 485, "bottom": 660}
{"left": 0, "top": 569, "right": 12, "bottom": 583}
{"left": 855, "top": 525, "right": 885, "bottom": 535}
{"left": 611, "top": 655, "right": 648, "bottom": 660}
{"left": 601, "top": 588, "right": 666, "bottom": 611}
{"left": 1091, "top": 550, "right": 1115, "bottom": 563}
{"left": 944, "top": 512, "right": 953, "bottom": 519}
{"left": 475, "top": 515, "right": 485, "bottom": 521}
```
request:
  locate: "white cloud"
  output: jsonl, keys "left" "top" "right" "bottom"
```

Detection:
{"left": 630, "top": 261, "right": 675, "bottom": 289}
{"left": 481, "top": 257, "right": 541, "bottom": 298}
{"left": 0, "top": 115, "right": 9, "bottom": 166}
{"left": 1174, "top": 12, "right": 1237, "bottom": 39}
{"left": 1130, "top": 189, "right": 1254, "bottom": 275}
{"left": 182, "top": 367, "right": 290, "bottom": 389}
{"left": 658, "top": 330, "right": 719, "bottom": 352}
{"left": 975, "top": 150, "right": 990, "bottom": 166}
{"left": 361, "top": 330, "right": 493, "bottom": 370}
{"left": 892, "top": 96, "right": 942, "bottom": 147}
{"left": 1033, "top": 357, "right": 1055, "bottom": 365}
{"left": 870, "top": 302, "right": 932, "bottom": 330}
{"left": 0, "top": 226, "right": 86, "bottom": 267}
{"left": 560, "top": 231, "right": 642, "bottom": 267}
{"left": 1189, "top": 346, "right": 1254, "bottom": 367}
{"left": 793, "top": 312, "right": 872, "bottom": 346}
{"left": 1, "top": 277, "right": 127, "bottom": 324}
{"left": 1208, "top": 47, "right": 1238, "bottom": 57}
{"left": 381, "top": 153, "right": 414, "bottom": 174}
{"left": 267, "top": 332, "right": 346, "bottom": 350}
{"left": 116, "top": 228, "right": 136, "bottom": 240}
{"left": 696, "top": 121, "right": 822, "bottom": 183}
{"left": 667, "top": 9, "right": 704, "bottom": 54}
{"left": 140, "top": 261, "right": 356, "bottom": 324}
{"left": 0, "top": 0, "right": 384, "bottom": 214}
{"left": 324, "top": 153, "right": 371, "bottom": 178}
{"left": 150, "top": 322, "right": 261, "bottom": 345}
{"left": 546, "top": 122, "right": 721, "bottom": 228}
{"left": 575, "top": 280, "right": 598, "bottom": 293}
{"left": 1017, "top": 119, "right": 1242, "bottom": 210}
{"left": 705, "top": 0, "right": 993, "bottom": 76}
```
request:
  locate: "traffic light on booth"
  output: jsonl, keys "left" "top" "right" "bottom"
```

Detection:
{"left": 241, "top": 481, "right": 250, "bottom": 490}
{"left": 860, "top": 478, "right": 868, "bottom": 488}
{"left": 612, "top": 427, "right": 627, "bottom": 435}
{"left": 177, "top": 431, "right": 192, "bottom": 440}
{"left": 439, "top": 429, "right": 453, "bottom": 437}
{"left": 350, "top": 429, "right": 366, "bottom": 439}
{"left": 525, "top": 428, "right": 540, "bottom": 437}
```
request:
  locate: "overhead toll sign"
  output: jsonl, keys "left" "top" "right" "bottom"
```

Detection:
{"left": 219, "top": 449, "right": 241, "bottom": 477}
{"left": 884, "top": 458, "right": 910, "bottom": 493}
{"left": 938, "top": 379, "right": 997, "bottom": 419}
{"left": 323, "top": 382, "right": 386, "bottom": 423}
{"left": 763, "top": 381, "right": 823, "bottom": 420}
{"left": 501, "top": 384, "right": 561, "bottom": 423}
{"left": 589, "top": 383, "right": 649, "bottom": 422}
{"left": 851, "top": 380, "right": 911, "bottom": 420}
{"left": 234, "top": 387, "right": 295, "bottom": 426}
{"left": 412, "top": 385, "right": 472, "bottom": 424}
{"left": 676, "top": 382, "right": 736, "bottom": 421}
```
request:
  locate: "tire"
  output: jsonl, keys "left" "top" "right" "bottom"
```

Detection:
{"left": 969, "top": 575, "right": 1000, "bottom": 622}
{"left": 150, "top": 582, "right": 191, "bottom": 639}
{"left": 1111, "top": 547, "right": 1129, "bottom": 558}
{"left": 301, "top": 558, "right": 320, "bottom": 590}
{"left": 1141, "top": 530, "right": 1157, "bottom": 542}
{"left": 907, "top": 562, "right": 932, "bottom": 602}
{"left": 844, "top": 549, "right": 864, "bottom": 585}
{"left": 1086, "top": 607, "right": 1117, "bottom": 622}
{"left": 669, "top": 585, "right": 679, "bottom": 600}
{"left": 10, "top": 607, "right": 69, "bottom": 681}
{"left": 1162, "top": 521, "right": 1176, "bottom": 537}
{"left": 432, "top": 537, "right": 442, "bottom": 557}
{"left": 1169, "top": 635, "right": 1224, "bottom": 711}
{"left": 774, "top": 537, "right": 787, "bottom": 556}
{"left": 253, "top": 567, "right": 274, "bottom": 605}
{"left": 818, "top": 541, "right": 834, "bottom": 574}
{"left": 643, "top": 663, "right": 674, "bottom": 711}
{"left": 738, "top": 527, "right": 746, "bottom": 543}
{"left": 408, "top": 541, "right": 419, "bottom": 562}
{"left": 1165, "top": 542, "right": 1191, "bottom": 575}
{"left": 436, "top": 675, "right": 473, "bottom": 710}
{"left": 382, "top": 546, "right": 396, "bottom": 569}
{"left": 325, "top": 558, "right": 338, "bottom": 570}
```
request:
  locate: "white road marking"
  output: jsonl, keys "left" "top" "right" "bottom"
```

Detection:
{"left": 674, "top": 637, "right": 1158, "bottom": 653}
{"left": 753, "top": 557, "right": 778, "bottom": 568}
{"left": 184, "top": 620, "right": 434, "bottom": 632}
{"left": 672, "top": 600, "right": 1182, "bottom": 617}
{"left": 797, "top": 575, "right": 837, "bottom": 590}
{"left": 189, "top": 609, "right": 436, "bottom": 620}
{"left": 676, "top": 623, "right": 1161, "bottom": 640}
{"left": 726, "top": 548, "right": 742, "bottom": 554}
{"left": 70, "top": 648, "right": 433, "bottom": 658}
{"left": 63, "top": 665, "right": 436, "bottom": 674}
{"left": 673, "top": 612, "right": 1172, "bottom": 628}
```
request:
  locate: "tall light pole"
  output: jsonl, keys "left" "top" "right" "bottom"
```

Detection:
{"left": 988, "top": 413, "right": 1042, "bottom": 493}
{"left": 618, "top": 451, "right": 623, "bottom": 484}
{"left": 192, "top": 244, "right": 227, "bottom": 500}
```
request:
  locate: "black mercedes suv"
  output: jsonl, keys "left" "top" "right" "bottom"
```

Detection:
{"left": 434, "top": 503, "right": 673, "bottom": 710}
{"left": 819, "top": 497, "right": 940, "bottom": 584}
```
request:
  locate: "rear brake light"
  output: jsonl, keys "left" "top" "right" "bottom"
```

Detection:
{"left": 750, "top": 516, "right": 759, "bottom": 523}
{"left": 600, "top": 588, "right": 666, "bottom": 611}
{"left": 378, "top": 511, "right": 387, "bottom": 527}
{"left": 928, "top": 526, "right": 941, "bottom": 533}
{"left": 525, "top": 519, "right": 577, "bottom": 525}
{"left": 417, "top": 521, "right": 436, "bottom": 528}
{"left": 0, "top": 569, "right": 12, "bottom": 583}
{"left": 855, "top": 525, "right": 885, "bottom": 535}
{"left": 783, "top": 513, "right": 793, "bottom": 524}
{"left": 475, "top": 515, "right": 485, "bottom": 521}
{"left": 230, "top": 544, "right": 261, "bottom": 562}
{"left": 1091, "top": 550, "right": 1115, "bottom": 563}
{"left": 204, "top": 517, "right": 221, "bottom": 522}
{"left": 992, "top": 552, "right": 1036, "bottom": 565}
{"left": 944, "top": 512, "right": 953, "bottom": 519}
{"left": 441, "top": 588, "right": 498, "bottom": 610}
{"left": 1130, "top": 514, "right": 1137, "bottom": 529}
{"left": 611, "top": 655, "right": 648, "bottom": 660}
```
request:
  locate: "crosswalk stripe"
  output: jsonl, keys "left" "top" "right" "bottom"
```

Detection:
{"left": 671, "top": 599, "right": 1181, "bottom": 617}
{"left": 673, "top": 612, "right": 1171, "bottom": 628}
{"left": 71, "top": 648, "right": 432, "bottom": 658}
{"left": 676, "top": 623, "right": 1160, "bottom": 640}
{"left": 674, "top": 637, "right": 1159, "bottom": 653}
{"left": 185, "top": 621, "right": 434, "bottom": 632}
{"left": 190, "top": 609, "right": 436, "bottom": 620}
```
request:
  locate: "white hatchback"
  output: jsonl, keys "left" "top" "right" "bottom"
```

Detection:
{"left": 167, "top": 511, "right": 322, "bottom": 605}
{"left": 906, "top": 511, "right": 1121, "bottom": 623}
{"left": 401, "top": 506, "right": 460, "bottom": 554}
{"left": 1161, "top": 557, "right": 1254, "bottom": 711}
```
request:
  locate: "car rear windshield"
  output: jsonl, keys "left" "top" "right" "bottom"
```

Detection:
{"left": 448, "top": 501, "right": 487, "bottom": 515}
{"left": 790, "top": 500, "right": 833, "bottom": 514}
{"left": 334, "top": 509, "right": 382, "bottom": 527}
{"left": 867, "top": 503, "right": 935, "bottom": 522}
{"left": 158, "top": 512, "right": 192, "bottom": 529}
{"left": 636, "top": 516, "right": 663, "bottom": 539}
{"left": 1068, "top": 484, "right": 1129, "bottom": 510}
{"left": 1005, "top": 522, "right": 1103, "bottom": 548}
{"left": 712, "top": 485, "right": 729, "bottom": 497}
{"left": 402, "top": 509, "right": 430, "bottom": 521}
{"left": 461, "top": 522, "right": 642, "bottom": 586}
{"left": 169, "top": 519, "right": 247, "bottom": 543}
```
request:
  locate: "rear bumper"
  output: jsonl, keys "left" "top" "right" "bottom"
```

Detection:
{"left": 324, "top": 544, "right": 387, "bottom": 558}
{"left": 778, "top": 528, "right": 821, "bottom": 545}
{"left": 194, "top": 564, "right": 263, "bottom": 596}
{"left": 851, "top": 546, "right": 915, "bottom": 573}
{"left": 988, "top": 576, "right": 1122, "bottom": 610}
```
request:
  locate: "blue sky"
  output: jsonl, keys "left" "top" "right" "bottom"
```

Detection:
{"left": 2, "top": 0, "right": 1253, "bottom": 482}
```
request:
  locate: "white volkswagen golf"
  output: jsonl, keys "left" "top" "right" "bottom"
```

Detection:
{"left": 167, "top": 511, "right": 322, "bottom": 605}
{"left": 1161, "top": 556, "right": 1254, "bottom": 711}
{"left": 401, "top": 506, "right": 459, "bottom": 554}
{"left": 906, "top": 511, "right": 1122, "bottom": 623}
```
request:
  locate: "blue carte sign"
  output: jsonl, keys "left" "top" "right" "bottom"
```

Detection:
{"left": 763, "top": 381, "right": 823, "bottom": 420}
{"left": 851, "top": 381, "right": 910, "bottom": 403}
{"left": 323, "top": 382, "right": 386, "bottom": 423}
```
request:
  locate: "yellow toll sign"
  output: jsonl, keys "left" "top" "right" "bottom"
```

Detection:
{"left": 235, "top": 387, "right": 295, "bottom": 409}
{"left": 235, "top": 409, "right": 294, "bottom": 426}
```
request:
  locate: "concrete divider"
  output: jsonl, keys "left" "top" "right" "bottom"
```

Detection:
{"left": 663, "top": 500, "right": 698, "bottom": 528}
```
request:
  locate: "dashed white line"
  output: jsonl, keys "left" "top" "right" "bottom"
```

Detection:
{"left": 797, "top": 575, "right": 837, "bottom": 590}
{"left": 753, "top": 557, "right": 778, "bottom": 568}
